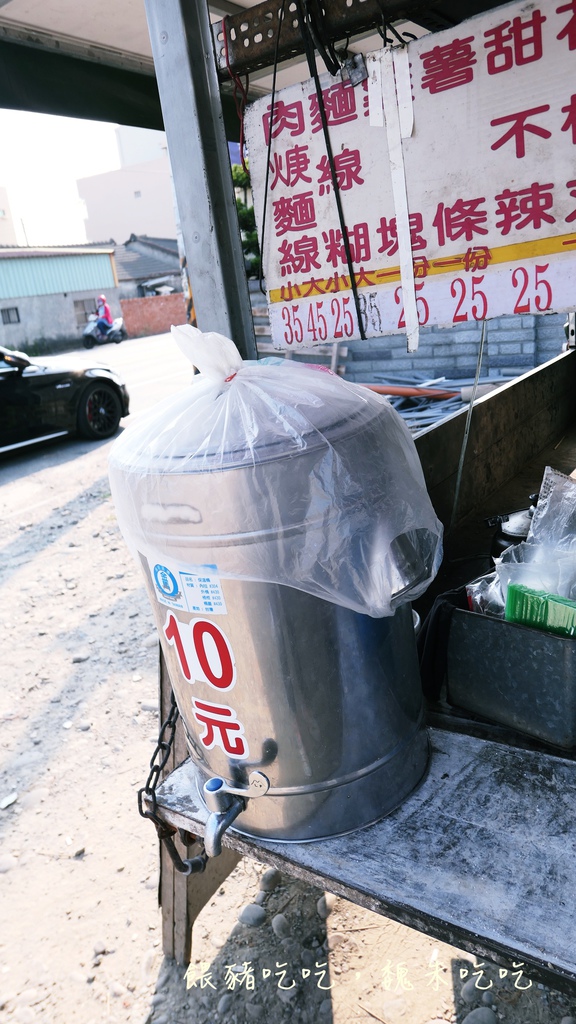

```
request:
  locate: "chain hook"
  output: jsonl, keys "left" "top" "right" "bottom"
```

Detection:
{"left": 138, "top": 690, "right": 207, "bottom": 875}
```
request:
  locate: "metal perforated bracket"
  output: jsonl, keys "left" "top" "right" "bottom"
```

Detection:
{"left": 211, "top": 0, "right": 508, "bottom": 79}
{"left": 213, "top": 0, "right": 412, "bottom": 79}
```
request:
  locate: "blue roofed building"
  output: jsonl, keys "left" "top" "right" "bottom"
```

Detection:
{"left": 0, "top": 243, "right": 120, "bottom": 353}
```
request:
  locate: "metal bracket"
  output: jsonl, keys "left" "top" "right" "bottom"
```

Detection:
{"left": 213, "top": 0, "right": 420, "bottom": 79}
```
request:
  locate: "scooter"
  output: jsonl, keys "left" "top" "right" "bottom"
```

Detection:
{"left": 83, "top": 314, "right": 127, "bottom": 349}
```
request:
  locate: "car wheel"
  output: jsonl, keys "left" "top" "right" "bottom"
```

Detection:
{"left": 83, "top": 337, "right": 95, "bottom": 349}
{"left": 77, "top": 383, "right": 122, "bottom": 440}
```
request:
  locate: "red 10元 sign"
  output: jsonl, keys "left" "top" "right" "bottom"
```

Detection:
{"left": 163, "top": 612, "right": 249, "bottom": 760}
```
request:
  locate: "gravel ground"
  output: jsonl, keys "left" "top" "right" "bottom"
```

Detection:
{"left": 0, "top": 441, "right": 574, "bottom": 1024}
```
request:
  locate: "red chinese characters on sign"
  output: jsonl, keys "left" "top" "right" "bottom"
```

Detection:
{"left": 280, "top": 281, "right": 302, "bottom": 301}
{"left": 433, "top": 198, "right": 489, "bottom": 246}
{"left": 316, "top": 149, "right": 364, "bottom": 195}
{"left": 561, "top": 95, "right": 576, "bottom": 143}
{"left": 301, "top": 278, "right": 327, "bottom": 297}
{"left": 464, "top": 246, "right": 492, "bottom": 271}
{"left": 419, "top": 36, "right": 477, "bottom": 92}
{"left": 354, "top": 267, "right": 379, "bottom": 286}
{"left": 278, "top": 236, "right": 321, "bottom": 276}
{"left": 269, "top": 146, "right": 312, "bottom": 190}
{"left": 273, "top": 192, "right": 316, "bottom": 235}
{"left": 557, "top": 2, "right": 576, "bottom": 50}
{"left": 495, "top": 182, "right": 555, "bottom": 234}
{"left": 323, "top": 229, "right": 346, "bottom": 267}
{"left": 325, "top": 272, "right": 350, "bottom": 292}
{"left": 262, "top": 100, "right": 305, "bottom": 144}
{"left": 413, "top": 257, "right": 431, "bottom": 279}
{"left": 488, "top": 94, "right": 576, "bottom": 159}
{"left": 376, "top": 214, "right": 427, "bottom": 255}
{"left": 565, "top": 179, "right": 576, "bottom": 221}
{"left": 490, "top": 105, "right": 551, "bottom": 159}
{"left": 192, "top": 699, "right": 249, "bottom": 759}
{"left": 308, "top": 82, "right": 357, "bottom": 133}
{"left": 323, "top": 224, "right": 371, "bottom": 266}
{"left": 416, "top": 5, "right": 568, "bottom": 95}
{"left": 484, "top": 11, "right": 546, "bottom": 74}
{"left": 347, "top": 224, "right": 371, "bottom": 263}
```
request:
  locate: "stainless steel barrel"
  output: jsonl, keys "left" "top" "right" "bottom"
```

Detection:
{"left": 110, "top": 395, "right": 432, "bottom": 841}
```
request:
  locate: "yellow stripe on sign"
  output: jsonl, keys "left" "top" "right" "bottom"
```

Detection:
{"left": 267, "top": 232, "right": 576, "bottom": 305}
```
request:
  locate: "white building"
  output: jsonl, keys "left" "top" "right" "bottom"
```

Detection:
{"left": 77, "top": 126, "right": 177, "bottom": 242}
{"left": 0, "top": 186, "right": 18, "bottom": 246}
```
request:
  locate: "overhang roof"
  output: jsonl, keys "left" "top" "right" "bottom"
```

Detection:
{"left": 0, "top": 0, "right": 511, "bottom": 128}
{"left": 0, "top": 244, "right": 114, "bottom": 258}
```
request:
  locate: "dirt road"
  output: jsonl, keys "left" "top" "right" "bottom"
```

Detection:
{"left": 0, "top": 337, "right": 573, "bottom": 1024}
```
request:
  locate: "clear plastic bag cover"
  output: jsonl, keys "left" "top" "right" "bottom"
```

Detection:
{"left": 528, "top": 466, "right": 576, "bottom": 551}
{"left": 108, "top": 326, "right": 443, "bottom": 617}
{"left": 495, "top": 540, "right": 576, "bottom": 601}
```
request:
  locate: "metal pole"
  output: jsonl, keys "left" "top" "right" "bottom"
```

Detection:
{"left": 144, "top": 0, "right": 257, "bottom": 359}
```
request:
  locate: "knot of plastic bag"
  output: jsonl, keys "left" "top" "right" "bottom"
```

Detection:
{"left": 172, "top": 323, "right": 243, "bottom": 382}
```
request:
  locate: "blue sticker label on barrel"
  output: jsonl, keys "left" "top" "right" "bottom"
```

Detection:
{"left": 153, "top": 564, "right": 181, "bottom": 601}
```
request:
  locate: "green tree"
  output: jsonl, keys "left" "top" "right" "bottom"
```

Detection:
{"left": 232, "top": 164, "right": 260, "bottom": 278}
{"left": 231, "top": 164, "right": 251, "bottom": 192}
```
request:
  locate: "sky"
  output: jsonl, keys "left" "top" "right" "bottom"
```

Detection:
{"left": 0, "top": 109, "right": 122, "bottom": 246}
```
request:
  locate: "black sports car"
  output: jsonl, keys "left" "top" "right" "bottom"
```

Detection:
{"left": 0, "top": 345, "right": 130, "bottom": 454}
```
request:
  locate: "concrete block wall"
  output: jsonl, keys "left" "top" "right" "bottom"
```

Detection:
{"left": 343, "top": 312, "right": 567, "bottom": 381}
{"left": 535, "top": 312, "right": 569, "bottom": 365}
{"left": 120, "top": 293, "right": 188, "bottom": 338}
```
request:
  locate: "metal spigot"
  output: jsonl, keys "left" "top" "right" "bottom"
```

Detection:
{"left": 203, "top": 771, "right": 270, "bottom": 858}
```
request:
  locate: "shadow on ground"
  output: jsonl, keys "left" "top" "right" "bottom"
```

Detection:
{"left": 144, "top": 877, "right": 334, "bottom": 1024}
{"left": 449, "top": 956, "right": 574, "bottom": 1024}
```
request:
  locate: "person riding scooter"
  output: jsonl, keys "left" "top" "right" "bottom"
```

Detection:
{"left": 96, "top": 294, "right": 114, "bottom": 338}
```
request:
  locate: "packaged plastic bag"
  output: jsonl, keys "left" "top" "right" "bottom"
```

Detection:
{"left": 108, "top": 325, "right": 443, "bottom": 617}
{"left": 496, "top": 541, "right": 560, "bottom": 596}
{"left": 527, "top": 467, "right": 576, "bottom": 551}
{"left": 466, "top": 571, "right": 505, "bottom": 617}
{"left": 489, "top": 468, "right": 576, "bottom": 603}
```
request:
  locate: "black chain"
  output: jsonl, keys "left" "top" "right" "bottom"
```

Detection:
{"left": 138, "top": 689, "right": 180, "bottom": 824}
{"left": 138, "top": 690, "right": 208, "bottom": 875}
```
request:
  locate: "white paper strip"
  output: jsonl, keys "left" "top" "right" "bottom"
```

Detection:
{"left": 366, "top": 51, "right": 384, "bottom": 128}
{"left": 393, "top": 46, "right": 414, "bottom": 140}
{"left": 381, "top": 48, "right": 419, "bottom": 352}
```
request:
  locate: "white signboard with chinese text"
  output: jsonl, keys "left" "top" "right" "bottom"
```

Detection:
{"left": 244, "top": 0, "right": 576, "bottom": 349}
